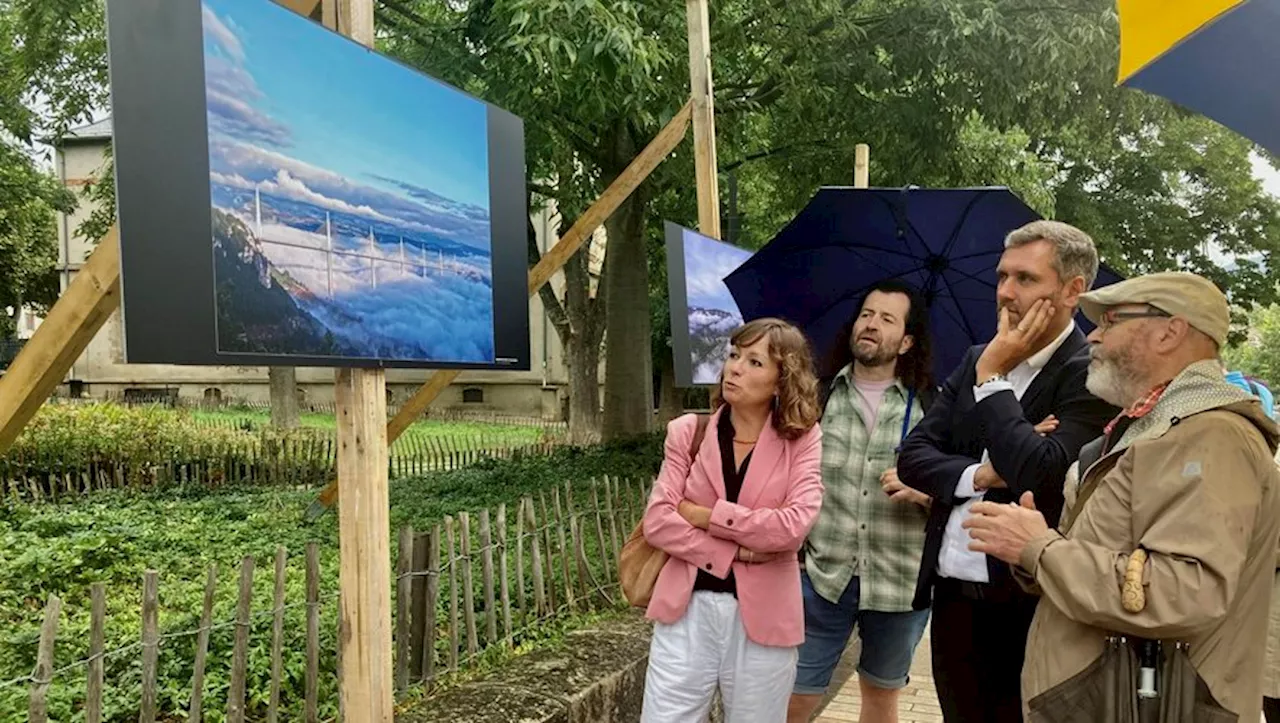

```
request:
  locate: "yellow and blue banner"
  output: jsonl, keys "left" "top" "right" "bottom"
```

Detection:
{"left": 1117, "top": 0, "right": 1280, "bottom": 155}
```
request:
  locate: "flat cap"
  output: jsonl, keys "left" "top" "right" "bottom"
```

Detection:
{"left": 1078, "top": 271, "right": 1229, "bottom": 347}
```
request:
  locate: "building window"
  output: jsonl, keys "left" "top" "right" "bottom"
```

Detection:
{"left": 204, "top": 387, "right": 223, "bottom": 402}
{"left": 462, "top": 387, "right": 484, "bottom": 404}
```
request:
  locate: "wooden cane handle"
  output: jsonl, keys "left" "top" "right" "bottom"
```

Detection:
{"left": 1123, "top": 548, "right": 1148, "bottom": 613}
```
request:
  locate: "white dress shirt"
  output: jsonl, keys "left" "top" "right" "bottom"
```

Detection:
{"left": 937, "top": 322, "right": 1076, "bottom": 583}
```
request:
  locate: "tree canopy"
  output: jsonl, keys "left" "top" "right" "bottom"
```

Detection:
{"left": 3, "top": 0, "right": 1278, "bottom": 417}
{"left": 0, "top": 0, "right": 108, "bottom": 335}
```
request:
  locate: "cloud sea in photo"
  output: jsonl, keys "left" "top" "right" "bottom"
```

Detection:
{"left": 203, "top": 0, "right": 496, "bottom": 363}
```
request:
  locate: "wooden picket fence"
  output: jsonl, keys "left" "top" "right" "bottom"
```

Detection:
{"left": 0, "top": 431, "right": 562, "bottom": 502}
{"left": 2, "top": 475, "right": 649, "bottom": 721}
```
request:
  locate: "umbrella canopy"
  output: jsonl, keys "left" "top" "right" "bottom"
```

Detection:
{"left": 1118, "top": 0, "right": 1280, "bottom": 155}
{"left": 722, "top": 187, "right": 1124, "bottom": 382}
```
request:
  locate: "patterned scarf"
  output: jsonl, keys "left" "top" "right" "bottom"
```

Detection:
{"left": 1103, "top": 381, "right": 1171, "bottom": 437}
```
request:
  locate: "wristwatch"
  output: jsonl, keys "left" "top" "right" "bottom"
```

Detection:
{"left": 977, "top": 372, "right": 1008, "bottom": 388}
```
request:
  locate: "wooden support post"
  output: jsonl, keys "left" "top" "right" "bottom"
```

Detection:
{"left": 305, "top": 100, "right": 695, "bottom": 520}
{"left": 321, "top": 0, "right": 337, "bottom": 31}
{"left": 331, "top": 2, "right": 394, "bottom": 719}
{"left": 277, "top": 0, "right": 323, "bottom": 19}
{"left": 687, "top": 0, "right": 720, "bottom": 238}
{"left": 337, "top": 0, "right": 373, "bottom": 39}
{"left": 854, "top": 143, "right": 870, "bottom": 189}
{"left": 335, "top": 368, "right": 393, "bottom": 720}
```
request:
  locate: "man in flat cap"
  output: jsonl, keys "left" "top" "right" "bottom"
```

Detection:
{"left": 963, "top": 271, "right": 1280, "bottom": 723}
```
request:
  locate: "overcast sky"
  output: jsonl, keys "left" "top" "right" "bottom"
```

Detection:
{"left": 1254, "top": 154, "right": 1280, "bottom": 198}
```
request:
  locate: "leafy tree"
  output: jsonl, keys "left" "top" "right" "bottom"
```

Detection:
{"left": 0, "top": 0, "right": 107, "bottom": 336}
{"left": 0, "top": 0, "right": 108, "bottom": 145}
{"left": 383, "top": 0, "right": 690, "bottom": 441}
{"left": 9, "top": 0, "right": 1279, "bottom": 438}
{"left": 1224, "top": 304, "right": 1280, "bottom": 387}
{"left": 722, "top": 0, "right": 1280, "bottom": 306}
{"left": 0, "top": 142, "right": 72, "bottom": 336}
{"left": 76, "top": 144, "right": 114, "bottom": 245}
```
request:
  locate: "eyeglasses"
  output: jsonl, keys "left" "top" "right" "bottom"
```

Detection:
{"left": 1097, "top": 306, "right": 1170, "bottom": 332}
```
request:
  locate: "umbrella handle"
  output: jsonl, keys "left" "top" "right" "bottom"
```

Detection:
{"left": 1123, "top": 548, "right": 1148, "bottom": 613}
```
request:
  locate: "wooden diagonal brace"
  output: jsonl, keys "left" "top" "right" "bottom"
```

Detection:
{"left": 0, "top": 227, "right": 121, "bottom": 451}
{"left": 276, "top": 0, "right": 323, "bottom": 19}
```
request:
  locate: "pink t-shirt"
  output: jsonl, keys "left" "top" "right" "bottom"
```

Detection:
{"left": 853, "top": 377, "right": 895, "bottom": 430}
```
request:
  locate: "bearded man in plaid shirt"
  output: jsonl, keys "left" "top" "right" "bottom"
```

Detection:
{"left": 786, "top": 280, "right": 937, "bottom": 723}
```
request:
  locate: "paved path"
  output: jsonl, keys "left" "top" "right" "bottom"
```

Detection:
{"left": 810, "top": 632, "right": 1266, "bottom": 723}
{"left": 813, "top": 631, "right": 942, "bottom": 723}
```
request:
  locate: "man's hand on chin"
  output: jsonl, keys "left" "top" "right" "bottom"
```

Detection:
{"left": 976, "top": 298, "right": 1055, "bottom": 381}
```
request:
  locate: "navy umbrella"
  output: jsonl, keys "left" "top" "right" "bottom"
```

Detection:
{"left": 722, "top": 187, "right": 1124, "bottom": 382}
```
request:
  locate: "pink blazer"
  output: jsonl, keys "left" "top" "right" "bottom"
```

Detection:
{"left": 642, "top": 408, "right": 823, "bottom": 647}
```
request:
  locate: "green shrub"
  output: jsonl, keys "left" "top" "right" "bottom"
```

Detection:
{"left": 0, "top": 404, "right": 581, "bottom": 502}
{"left": 1, "top": 404, "right": 334, "bottom": 499}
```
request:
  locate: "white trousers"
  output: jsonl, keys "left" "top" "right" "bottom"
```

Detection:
{"left": 641, "top": 591, "right": 798, "bottom": 723}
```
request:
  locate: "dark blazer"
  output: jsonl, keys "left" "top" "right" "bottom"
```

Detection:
{"left": 897, "top": 327, "right": 1117, "bottom": 610}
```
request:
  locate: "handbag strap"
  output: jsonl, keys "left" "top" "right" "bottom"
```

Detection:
{"left": 689, "top": 414, "right": 711, "bottom": 465}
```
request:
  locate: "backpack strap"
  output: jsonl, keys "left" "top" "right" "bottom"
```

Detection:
{"left": 900, "top": 387, "right": 916, "bottom": 444}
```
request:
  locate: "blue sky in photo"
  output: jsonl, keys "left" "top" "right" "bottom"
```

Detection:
{"left": 202, "top": 0, "right": 492, "bottom": 247}
{"left": 683, "top": 228, "right": 750, "bottom": 313}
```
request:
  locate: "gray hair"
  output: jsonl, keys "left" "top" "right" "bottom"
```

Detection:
{"left": 1004, "top": 220, "right": 1100, "bottom": 290}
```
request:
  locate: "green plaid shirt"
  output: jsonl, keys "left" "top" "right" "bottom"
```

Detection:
{"left": 804, "top": 366, "right": 928, "bottom": 611}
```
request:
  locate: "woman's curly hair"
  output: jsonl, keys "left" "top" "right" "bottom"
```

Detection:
{"left": 711, "top": 317, "right": 821, "bottom": 440}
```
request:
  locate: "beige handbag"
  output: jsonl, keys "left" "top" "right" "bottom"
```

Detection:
{"left": 619, "top": 414, "right": 710, "bottom": 608}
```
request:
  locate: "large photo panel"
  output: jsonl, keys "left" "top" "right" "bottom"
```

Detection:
{"left": 664, "top": 222, "right": 752, "bottom": 387}
{"left": 105, "top": 0, "right": 530, "bottom": 369}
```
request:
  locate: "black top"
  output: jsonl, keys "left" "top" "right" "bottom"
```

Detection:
{"left": 896, "top": 328, "right": 1120, "bottom": 610}
{"left": 693, "top": 410, "right": 753, "bottom": 596}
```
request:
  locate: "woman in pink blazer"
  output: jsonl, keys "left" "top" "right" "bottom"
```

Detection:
{"left": 641, "top": 318, "right": 824, "bottom": 723}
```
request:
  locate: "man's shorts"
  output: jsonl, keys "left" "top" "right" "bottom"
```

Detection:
{"left": 793, "top": 570, "right": 930, "bottom": 694}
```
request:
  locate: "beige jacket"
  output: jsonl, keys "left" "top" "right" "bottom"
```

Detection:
{"left": 1265, "top": 446, "right": 1280, "bottom": 700}
{"left": 1018, "top": 360, "right": 1280, "bottom": 722}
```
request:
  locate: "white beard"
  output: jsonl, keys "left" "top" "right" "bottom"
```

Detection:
{"left": 1086, "top": 358, "right": 1137, "bottom": 408}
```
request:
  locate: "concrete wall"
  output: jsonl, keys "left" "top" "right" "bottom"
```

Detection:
{"left": 49, "top": 133, "right": 603, "bottom": 420}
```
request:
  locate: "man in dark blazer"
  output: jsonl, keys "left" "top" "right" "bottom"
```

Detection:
{"left": 898, "top": 220, "right": 1118, "bottom": 723}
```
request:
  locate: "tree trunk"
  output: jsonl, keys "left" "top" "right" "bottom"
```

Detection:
{"left": 565, "top": 330, "right": 601, "bottom": 443}
{"left": 528, "top": 198, "right": 603, "bottom": 445}
{"left": 656, "top": 348, "right": 683, "bottom": 425}
{"left": 559, "top": 240, "right": 604, "bottom": 445}
{"left": 601, "top": 123, "right": 653, "bottom": 440}
{"left": 268, "top": 367, "right": 299, "bottom": 430}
